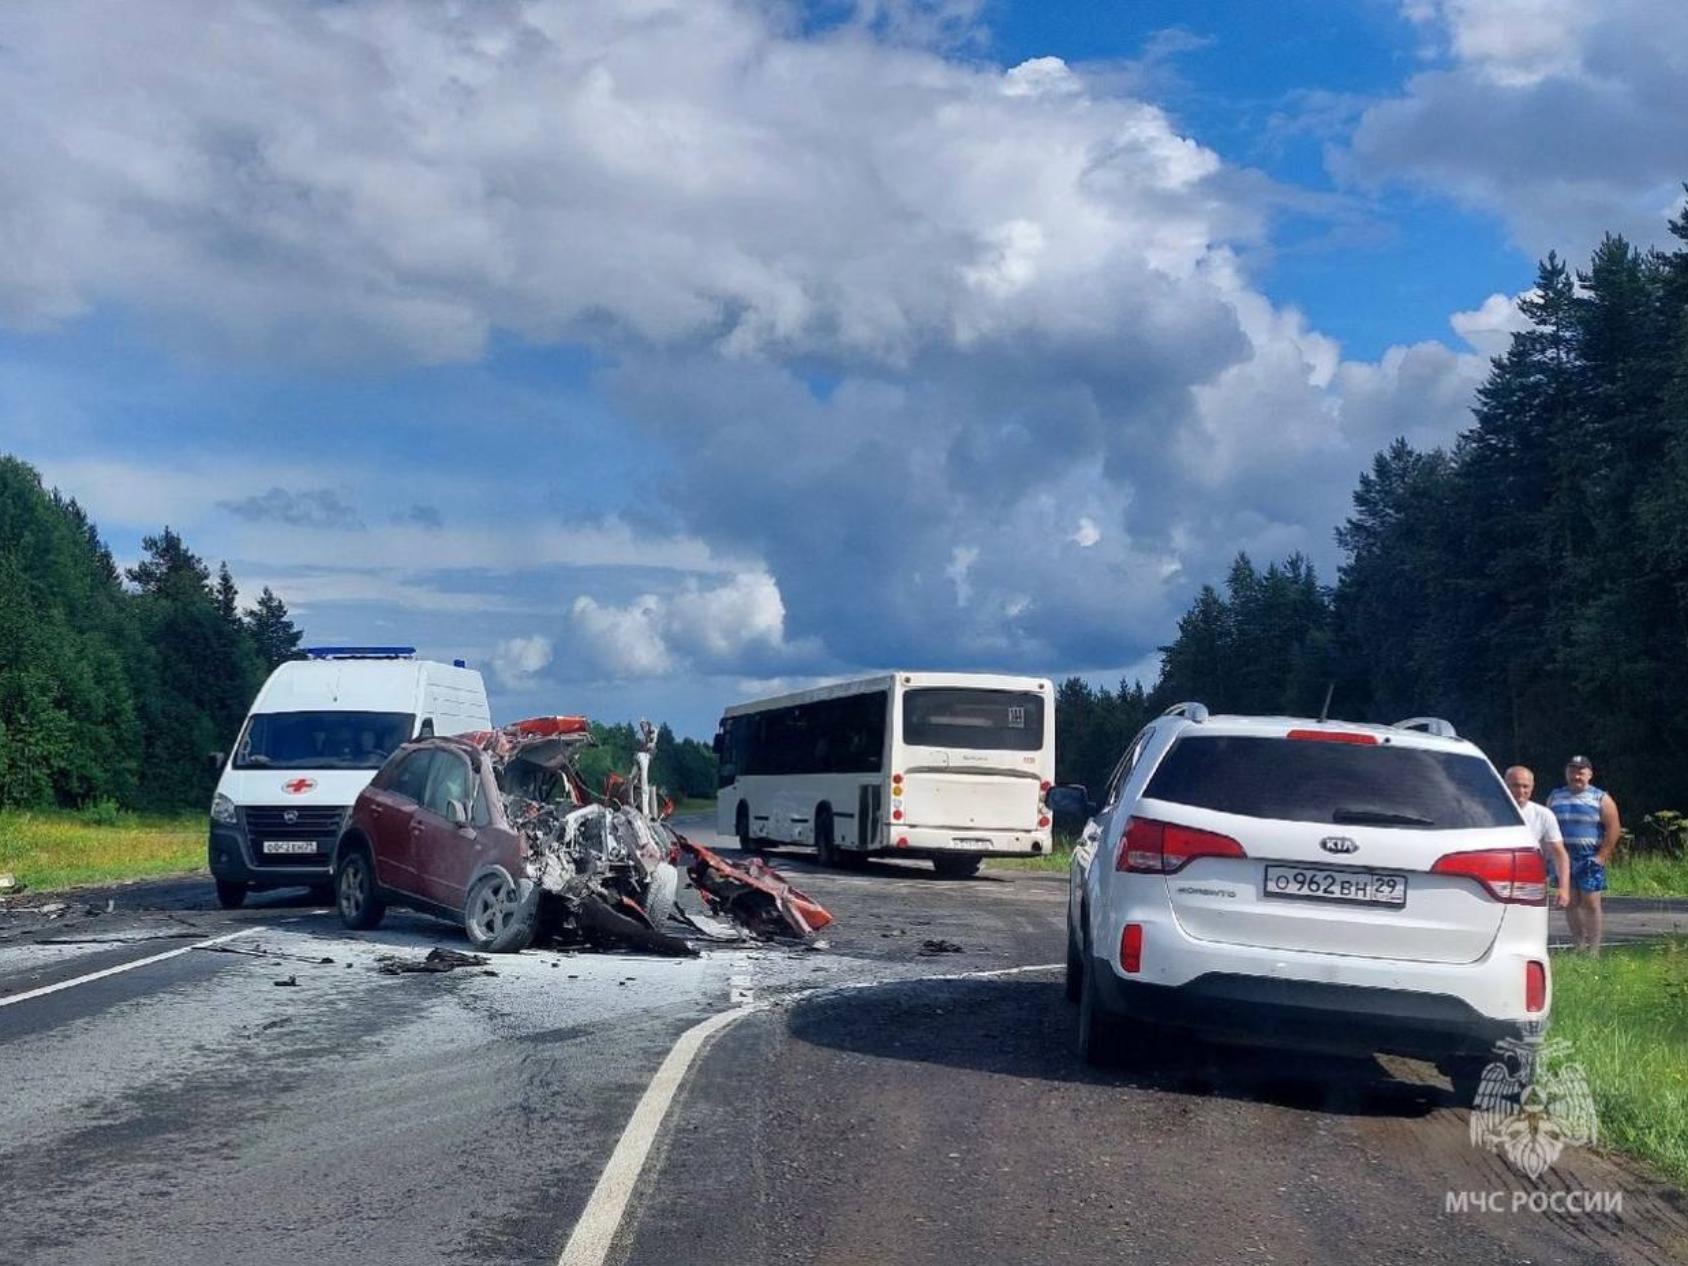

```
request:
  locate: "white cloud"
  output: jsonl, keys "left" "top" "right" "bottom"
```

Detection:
{"left": 1, "top": 2, "right": 1529, "bottom": 688}
{"left": 1451, "top": 291, "right": 1532, "bottom": 356}
{"left": 567, "top": 571, "right": 797, "bottom": 679}
{"left": 1349, "top": 0, "right": 1688, "bottom": 258}
{"left": 490, "top": 635, "right": 554, "bottom": 688}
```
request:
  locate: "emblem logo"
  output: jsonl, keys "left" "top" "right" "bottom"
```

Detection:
{"left": 281, "top": 778, "right": 317, "bottom": 795}
{"left": 282, "top": 809, "right": 299, "bottom": 825}
{"left": 1320, "top": 836, "right": 1359, "bottom": 854}
{"left": 1470, "top": 1032, "right": 1598, "bottom": 1178}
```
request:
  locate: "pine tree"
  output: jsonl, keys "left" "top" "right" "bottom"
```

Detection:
{"left": 243, "top": 587, "right": 302, "bottom": 671}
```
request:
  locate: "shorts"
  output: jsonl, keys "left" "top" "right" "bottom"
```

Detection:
{"left": 1549, "top": 843, "right": 1607, "bottom": 894}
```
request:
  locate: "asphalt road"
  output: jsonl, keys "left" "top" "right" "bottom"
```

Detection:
{"left": 0, "top": 819, "right": 1683, "bottom": 1266}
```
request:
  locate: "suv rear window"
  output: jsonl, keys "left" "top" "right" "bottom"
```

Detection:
{"left": 1143, "top": 735, "right": 1520, "bottom": 830}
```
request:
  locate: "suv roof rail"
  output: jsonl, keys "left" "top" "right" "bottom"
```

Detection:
{"left": 1392, "top": 716, "right": 1457, "bottom": 738}
{"left": 1161, "top": 701, "right": 1209, "bottom": 723}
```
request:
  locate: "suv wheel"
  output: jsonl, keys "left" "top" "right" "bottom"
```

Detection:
{"left": 214, "top": 879, "right": 248, "bottom": 910}
{"left": 1078, "top": 943, "right": 1134, "bottom": 1068}
{"left": 1065, "top": 922, "right": 1083, "bottom": 1003}
{"left": 464, "top": 871, "right": 537, "bottom": 953}
{"left": 335, "top": 846, "right": 385, "bottom": 931}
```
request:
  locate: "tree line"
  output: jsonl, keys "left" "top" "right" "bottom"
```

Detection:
{"left": 0, "top": 456, "right": 302, "bottom": 810}
{"left": 1058, "top": 196, "right": 1688, "bottom": 820}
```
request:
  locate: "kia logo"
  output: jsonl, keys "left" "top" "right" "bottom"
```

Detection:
{"left": 1320, "top": 836, "right": 1359, "bottom": 854}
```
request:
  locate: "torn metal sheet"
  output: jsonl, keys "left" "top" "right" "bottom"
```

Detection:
{"left": 674, "top": 837, "right": 834, "bottom": 941}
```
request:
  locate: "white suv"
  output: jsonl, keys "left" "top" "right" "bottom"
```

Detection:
{"left": 1066, "top": 704, "right": 1549, "bottom": 1095}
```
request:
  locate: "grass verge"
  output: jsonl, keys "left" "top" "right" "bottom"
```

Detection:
{"left": 1605, "top": 853, "right": 1688, "bottom": 898}
{"left": 0, "top": 809, "right": 205, "bottom": 893}
{"left": 1550, "top": 940, "right": 1688, "bottom": 1186}
{"left": 672, "top": 797, "right": 718, "bottom": 818}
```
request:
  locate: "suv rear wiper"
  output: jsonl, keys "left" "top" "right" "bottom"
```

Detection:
{"left": 1331, "top": 808, "right": 1435, "bottom": 827}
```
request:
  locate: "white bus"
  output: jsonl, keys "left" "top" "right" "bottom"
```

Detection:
{"left": 714, "top": 671, "right": 1055, "bottom": 877}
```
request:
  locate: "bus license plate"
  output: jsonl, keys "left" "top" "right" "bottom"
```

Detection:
{"left": 1263, "top": 865, "right": 1407, "bottom": 907}
{"left": 952, "top": 837, "right": 991, "bottom": 848}
{"left": 261, "top": 840, "right": 319, "bottom": 855}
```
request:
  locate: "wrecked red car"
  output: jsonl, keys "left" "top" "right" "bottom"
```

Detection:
{"left": 331, "top": 716, "right": 694, "bottom": 955}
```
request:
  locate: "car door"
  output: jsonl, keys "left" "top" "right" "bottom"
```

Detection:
{"left": 412, "top": 748, "right": 482, "bottom": 911}
{"left": 367, "top": 749, "right": 435, "bottom": 895}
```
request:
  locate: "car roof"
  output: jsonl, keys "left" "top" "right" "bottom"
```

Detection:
{"left": 1167, "top": 713, "right": 1482, "bottom": 756}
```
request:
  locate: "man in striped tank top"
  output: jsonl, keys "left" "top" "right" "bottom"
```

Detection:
{"left": 1548, "top": 755, "right": 1622, "bottom": 953}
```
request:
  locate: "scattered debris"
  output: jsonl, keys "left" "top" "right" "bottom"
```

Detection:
{"left": 37, "top": 902, "right": 67, "bottom": 918}
{"left": 377, "top": 947, "right": 492, "bottom": 975}
{"left": 39, "top": 932, "right": 201, "bottom": 946}
{"left": 676, "top": 838, "right": 833, "bottom": 941}
{"left": 0, "top": 873, "right": 24, "bottom": 896}
{"left": 920, "top": 939, "right": 965, "bottom": 955}
{"left": 196, "top": 943, "right": 337, "bottom": 966}
{"left": 274, "top": 975, "right": 298, "bottom": 987}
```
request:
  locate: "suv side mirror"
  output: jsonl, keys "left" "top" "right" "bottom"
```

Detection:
{"left": 445, "top": 799, "right": 469, "bottom": 826}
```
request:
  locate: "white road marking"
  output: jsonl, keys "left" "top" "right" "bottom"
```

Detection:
{"left": 556, "top": 959, "right": 1062, "bottom": 1266}
{"left": 555, "top": 1002, "right": 755, "bottom": 1266}
{"left": 0, "top": 927, "right": 264, "bottom": 1009}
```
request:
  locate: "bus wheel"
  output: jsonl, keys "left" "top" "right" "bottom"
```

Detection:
{"left": 814, "top": 806, "right": 838, "bottom": 867}
{"left": 736, "top": 802, "right": 762, "bottom": 853}
{"left": 933, "top": 855, "right": 981, "bottom": 879}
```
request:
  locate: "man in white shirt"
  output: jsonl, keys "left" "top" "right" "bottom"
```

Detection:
{"left": 1505, "top": 765, "right": 1571, "bottom": 908}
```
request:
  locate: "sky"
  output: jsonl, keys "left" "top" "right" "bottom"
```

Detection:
{"left": 2, "top": 0, "right": 1685, "bottom": 738}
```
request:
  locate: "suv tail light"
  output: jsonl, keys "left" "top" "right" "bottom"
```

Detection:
{"left": 1119, "top": 923, "right": 1143, "bottom": 973}
{"left": 1430, "top": 848, "right": 1547, "bottom": 904}
{"left": 1116, "top": 817, "right": 1246, "bottom": 874}
{"left": 1525, "top": 960, "right": 1547, "bottom": 1013}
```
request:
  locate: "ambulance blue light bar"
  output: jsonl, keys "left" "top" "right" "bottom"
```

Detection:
{"left": 303, "top": 646, "right": 417, "bottom": 660}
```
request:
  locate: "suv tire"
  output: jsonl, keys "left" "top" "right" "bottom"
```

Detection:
{"left": 334, "top": 846, "right": 385, "bottom": 931}
{"left": 214, "top": 879, "right": 248, "bottom": 910}
{"left": 464, "top": 871, "right": 537, "bottom": 953}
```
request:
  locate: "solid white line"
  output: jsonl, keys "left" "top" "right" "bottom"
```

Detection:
{"left": 556, "top": 1002, "right": 755, "bottom": 1266}
{"left": 0, "top": 926, "right": 265, "bottom": 1009}
{"left": 555, "top": 959, "right": 1063, "bottom": 1266}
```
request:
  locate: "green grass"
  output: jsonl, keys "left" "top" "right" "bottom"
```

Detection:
{"left": 1605, "top": 853, "right": 1688, "bottom": 898}
{"left": 1550, "top": 940, "right": 1688, "bottom": 1186}
{"left": 0, "top": 808, "right": 206, "bottom": 893}
{"left": 671, "top": 796, "right": 718, "bottom": 818}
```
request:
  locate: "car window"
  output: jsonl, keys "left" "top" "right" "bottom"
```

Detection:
{"left": 1143, "top": 735, "right": 1520, "bottom": 829}
{"left": 422, "top": 751, "right": 473, "bottom": 819}
{"left": 388, "top": 750, "right": 435, "bottom": 805}
{"left": 1102, "top": 726, "right": 1154, "bottom": 810}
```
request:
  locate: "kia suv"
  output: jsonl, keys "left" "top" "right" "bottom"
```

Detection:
{"left": 1066, "top": 705, "right": 1548, "bottom": 1096}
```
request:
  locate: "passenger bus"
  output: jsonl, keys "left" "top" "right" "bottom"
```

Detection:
{"left": 714, "top": 672, "right": 1055, "bottom": 877}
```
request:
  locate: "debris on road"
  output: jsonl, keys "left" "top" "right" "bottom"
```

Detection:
{"left": 377, "top": 947, "right": 492, "bottom": 975}
{"left": 919, "top": 939, "right": 965, "bottom": 955}
{"left": 676, "top": 838, "right": 834, "bottom": 941}
{"left": 0, "top": 873, "right": 23, "bottom": 896}
{"left": 274, "top": 975, "right": 298, "bottom": 987}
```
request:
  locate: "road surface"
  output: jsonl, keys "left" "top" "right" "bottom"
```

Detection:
{"left": 0, "top": 817, "right": 1682, "bottom": 1265}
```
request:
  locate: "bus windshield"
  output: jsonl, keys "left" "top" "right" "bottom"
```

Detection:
{"left": 235, "top": 711, "right": 415, "bottom": 770}
{"left": 901, "top": 688, "right": 1045, "bottom": 752}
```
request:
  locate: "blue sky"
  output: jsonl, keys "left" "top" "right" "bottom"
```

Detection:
{"left": 2, "top": 0, "right": 1684, "bottom": 737}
